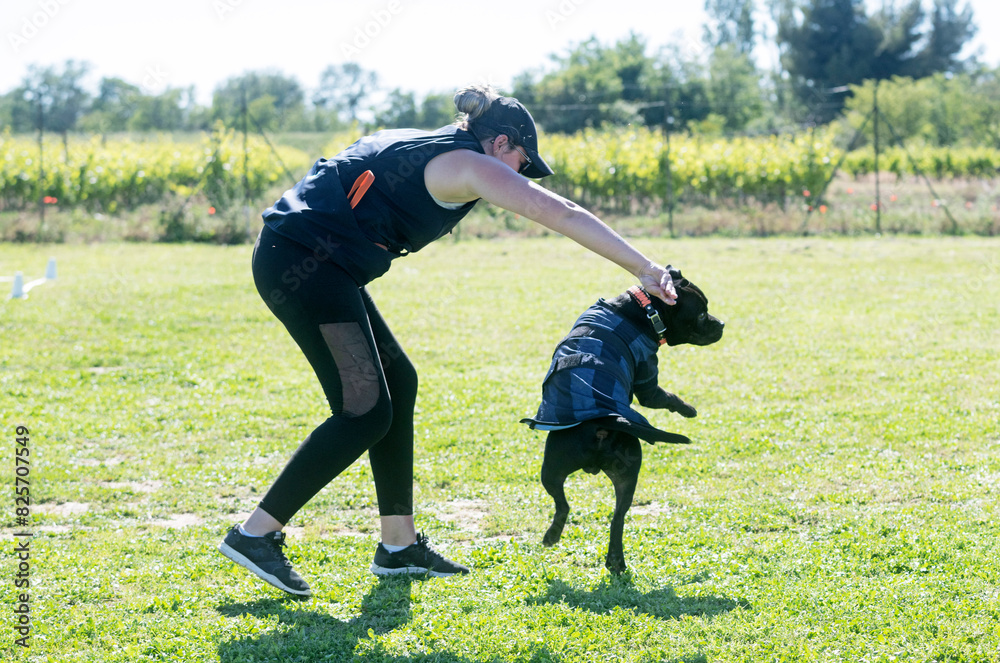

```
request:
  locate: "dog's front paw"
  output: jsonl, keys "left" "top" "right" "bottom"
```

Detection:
{"left": 638, "top": 387, "right": 698, "bottom": 417}
{"left": 665, "top": 393, "right": 698, "bottom": 418}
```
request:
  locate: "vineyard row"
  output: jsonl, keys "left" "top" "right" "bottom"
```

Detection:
{"left": 2, "top": 127, "right": 998, "bottom": 214}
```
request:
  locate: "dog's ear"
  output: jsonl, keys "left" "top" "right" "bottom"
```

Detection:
{"left": 667, "top": 265, "right": 689, "bottom": 288}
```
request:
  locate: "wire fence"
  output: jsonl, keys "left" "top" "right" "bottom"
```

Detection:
{"left": 2, "top": 84, "right": 999, "bottom": 241}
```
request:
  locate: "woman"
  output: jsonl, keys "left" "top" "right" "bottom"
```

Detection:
{"left": 218, "top": 84, "right": 678, "bottom": 598}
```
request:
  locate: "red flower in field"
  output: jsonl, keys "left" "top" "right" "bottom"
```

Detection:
{"left": 819, "top": 205, "right": 828, "bottom": 214}
{"left": 208, "top": 206, "right": 216, "bottom": 215}
{"left": 847, "top": 188, "right": 855, "bottom": 195}
{"left": 965, "top": 201, "right": 974, "bottom": 209}
{"left": 803, "top": 189, "right": 811, "bottom": 197}
{"left": 43, "top": 196, "right": 58, "bottom": 204}
{"left": 870, "top": 203, "right": 879, "bottom": 211}
{"left": 889, "top": 194, "right": 897, "bottom": 202}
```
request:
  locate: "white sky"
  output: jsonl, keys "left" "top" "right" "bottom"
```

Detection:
{"left": 3, "top": 0, "right": 998, "bottom": 104}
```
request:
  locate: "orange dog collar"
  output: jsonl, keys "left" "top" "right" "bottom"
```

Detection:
{"left": 628, "top": 286, "right": 667, "bottom": 345}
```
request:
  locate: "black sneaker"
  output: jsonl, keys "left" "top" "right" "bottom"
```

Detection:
{"left": 218, "top": 524, "right": 312, "bottom": 598}
{"left": 370, "top": 532, "right": 470, "bottom": 577}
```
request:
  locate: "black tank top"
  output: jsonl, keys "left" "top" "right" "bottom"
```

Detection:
{"left": 261, "top": 125, "right": 484, "bottom": 285}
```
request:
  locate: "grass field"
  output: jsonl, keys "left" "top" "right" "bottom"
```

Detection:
{"left": 1, "top": 234, "right": 999, "bottom": 662}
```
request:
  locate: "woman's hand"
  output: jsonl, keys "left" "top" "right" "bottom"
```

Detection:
{"left": 637, "top": 261, "right": 678, "bottom": 305}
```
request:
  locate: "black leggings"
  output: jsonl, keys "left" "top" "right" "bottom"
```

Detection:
{"left": 251, "top": 226, "right": 417, "bottom": 524}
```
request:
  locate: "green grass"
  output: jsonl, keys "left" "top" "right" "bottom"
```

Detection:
{"left": 1, "top": 235, "right": 999, "bottom": 662}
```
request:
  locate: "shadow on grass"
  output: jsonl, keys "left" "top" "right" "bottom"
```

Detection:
{"left": 528, "top": 573, "right": 747, "bottom": 622}
{"left": 216, "top": 575, "right": 416, "bottom": 662}
{"left": 216, "top": 575, "right": 551, "bottom": 662}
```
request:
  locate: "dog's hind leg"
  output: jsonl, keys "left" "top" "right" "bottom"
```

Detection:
{"left": 540, "top": 429, "right": 586, "bottom": 546}
{"left": 601, "top": 432, "right": 642, "bottom": 575}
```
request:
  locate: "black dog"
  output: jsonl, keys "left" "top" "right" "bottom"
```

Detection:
{"left": 521, "top": 268, "right": 724, "bottom": 574}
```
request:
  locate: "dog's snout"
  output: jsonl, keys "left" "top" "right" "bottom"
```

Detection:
{"left": 707, "top": 319, "right": 724, "bottom": 343}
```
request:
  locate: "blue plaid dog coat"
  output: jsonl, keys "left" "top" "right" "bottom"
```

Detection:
{"left": 521, "top": 299, "right": 680, "bottom": 444}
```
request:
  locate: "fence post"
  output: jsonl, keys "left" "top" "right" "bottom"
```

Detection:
{"left": 241, "top": 84, "right": 252, "bottom": 242}
{"left": 664, "top": 116, "right": 675, "bottom": 238}
{"left": 873, "top": 80, "right": 882, "bottom": 234}
{"left": 36, "top": 90, "right": 45, "bottom": 234}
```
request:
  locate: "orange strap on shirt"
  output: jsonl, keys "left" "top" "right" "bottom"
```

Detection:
{"left": 348, "top": 170, "right": 375, "bottom": 209}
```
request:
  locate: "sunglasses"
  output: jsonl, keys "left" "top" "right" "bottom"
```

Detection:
{"left": 512, "top": 145, "right": 533, "bottom": 174}
{"left": 492, "top": 138, "right": 532, "bottom": 174}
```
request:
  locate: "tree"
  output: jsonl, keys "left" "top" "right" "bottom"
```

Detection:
{"left": 534, "top": 36, "right": 625, "bottom": 132}
{"left": 642, "top": 45, "right": 713, "bottom": 131}
{"left": 631, "top": 56, "right": 677, "bottom": 129}
{"left": 776, "top": 0, "right": 977, "bottom": 122}
{"left": 245, "top": 94, "right": 280, "bottom": 132}
{"left": 777, "top": 0, "right": 882, "bottom": 122}
{"left": 510, "top": 33, "right": 745, "bottom": 134}
{"left": 419, "top": 92, "right": 455, "bottom": 129}
{"left": 844, "top": 70, "right": 1000, "bottom": 147}
{"left": 212, "top": 71, "right": 304, "bottom": 130}
{"left": 704, "top": 0, "right": 756, "bottom": 55}
{"left": 706, "top": 46, "right": 765, "bottom": 131}
{"left": 129, "top": 89, "right": 186, "bottom": 131}
{"left": 868, "top": 0, "right": 925, "bottom": 79}
{"left": 517, "top": 35, "right": 653, "bottom": 133}
{"left": 702, "top": 0, "right": 766, "bottom": 131}
{"left": 971, "top": 66, "right": 1000, "bottom": 148}
{"left": 911, "top": 0, "right": 977, "bottom": 76}
{"left": 610, "top": 33, "right": 654, "bottom": 103}
{"left": 374, "top": 88, "right": 417, "bottom": 129}
{"left": 373, "top": 89, "right": 459, "bottom": 130}
{"left": 0, "top": 91, "right": 15, "bottom": 130}
{"left": 8, "top": 60, "right": 92, "bottom": 137}
{"left": 313, "top": 63, "right": 378, "bottom": 125}
{"left": 80, "top": 77, "right": 141, "bottom": 133}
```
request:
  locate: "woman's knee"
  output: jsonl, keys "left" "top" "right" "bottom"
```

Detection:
{"left": 378, "top": 338, "right": 416, "bottom": 383}
{"left": 390, "top": 356, "right": 418, "bottom": 402}
{"left": 354, "top": 393, "right": 394, "bottom": 440}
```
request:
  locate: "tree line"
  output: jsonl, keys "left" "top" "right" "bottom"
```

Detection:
{"left": 1, "top": 0, "right": 994, "bottom": 146}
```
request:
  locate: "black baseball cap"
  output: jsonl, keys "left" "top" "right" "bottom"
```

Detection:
{"left": 478, "top": 97, "right": 554, "bottom": 179}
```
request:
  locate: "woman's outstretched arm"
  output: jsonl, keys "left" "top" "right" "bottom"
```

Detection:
{"left": 425, "top": 149, "right": 678, "bottom": 303}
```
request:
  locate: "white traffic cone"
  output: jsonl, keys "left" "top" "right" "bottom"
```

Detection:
{"left": 10, "top": 272, "right": 24, "bottom": 299}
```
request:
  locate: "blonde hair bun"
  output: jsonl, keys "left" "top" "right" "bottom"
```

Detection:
{"left": 453, "top": 84, "right": 501, "bottom": 121}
